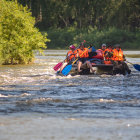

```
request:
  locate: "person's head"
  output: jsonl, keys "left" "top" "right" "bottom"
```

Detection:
{"left": 107, "top": 45, "right": 113, "bottom": 50}
{"left": 69, "top": 45, "right": 76, "bottom": 50}
{"left": 101, "top": 44, "right": 106, "bottom": 50}
{"left": 79, "top": 43, "right": 85, "bottom": 49}
{"left": 115, "top": 44, "right": 121, "bottom": 50}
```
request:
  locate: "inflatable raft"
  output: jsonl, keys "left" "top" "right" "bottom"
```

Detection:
{"left": 56, "top": 49, "right": 131, "bottom": 76}
{"left": 70, "top": 63, "right": 113, "bottom": 75}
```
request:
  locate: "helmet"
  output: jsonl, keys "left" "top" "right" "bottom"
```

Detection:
{"left": 69, "top": 45, "right": 76, "bottom": 50}
{"left": 102, "top": 44, "right": 106, "bottom": 47}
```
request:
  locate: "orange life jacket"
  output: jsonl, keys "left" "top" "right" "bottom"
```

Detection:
{"left": 104, "top": 60, "right": 112, "bottom": 64}
{"left": 67, "top": 50, "right": 77, "bottom": 61}
{"left": 77, "top": 48, "right": 89, "bottom": 58}
{"left": 104, "top": 48, "right": 113, "bottom": 60}
{"left": 113, "top": 49, "right": 124, "bottom": 61}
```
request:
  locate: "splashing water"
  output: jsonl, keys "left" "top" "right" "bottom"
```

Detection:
{"left": 0, "top": 50, "right": 140, "bottom": 140}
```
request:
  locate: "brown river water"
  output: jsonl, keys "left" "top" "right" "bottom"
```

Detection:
{"left": 0, "top": 50, "right": 140, "bottom": 140}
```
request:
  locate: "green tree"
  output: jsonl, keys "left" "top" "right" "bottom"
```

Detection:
{"left": 17, "top": 0, "right": 140, "bottom": 31}
{"left": 0, "top": 0, "right": 49, "bottom": 65}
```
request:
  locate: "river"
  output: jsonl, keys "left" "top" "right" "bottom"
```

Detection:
{"left": 0, "top": 50, "right": 140, "bottom": 140}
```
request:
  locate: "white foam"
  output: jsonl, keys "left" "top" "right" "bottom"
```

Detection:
{"left": 31, "top": 97, "right": 53, "bottom": 103}
{"left": 0, "top": 94, "right": 8, "bottom": 98}
{"left": 0, "top": 93, "right": 31, "bottom": 98}
{"left": 99, "top": 98, "right": 114, "bottom": 102}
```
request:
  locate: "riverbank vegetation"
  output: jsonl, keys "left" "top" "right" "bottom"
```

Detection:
{"left": 0, "top": 0, "right": 139, "bottom": 65}
{"left": 0, "top": 0, "right": 49, "bottom": 65}
{"left": 18, "top": 0, "right": 140, "bottom": 50}
{"left": 46, "top": 27, "right": 140, "bottom": 50}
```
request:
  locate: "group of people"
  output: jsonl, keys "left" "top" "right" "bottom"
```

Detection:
{"left": 59, "top": 42, "right": 131, "bottom": 75}
{"left": 99, "top": 43, "right": 131, "bottom": 74}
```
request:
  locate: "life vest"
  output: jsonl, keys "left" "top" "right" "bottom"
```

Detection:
{"left": 67, "top": 50, "right": 77, "bottom": 61}
{"left": 104, "top": 60, "right": 112, "bottom": 64}
{"left": 113, "top": 49, "right": 124, "bottom": 61}
{"left": 92, "top": 49, "right": 104, "bottom": 60}
{"left": 104, "top": 48, "right": 113, "bottom": 60}
{"left": 77, "top": 48, "right": 89, "bottom": 58}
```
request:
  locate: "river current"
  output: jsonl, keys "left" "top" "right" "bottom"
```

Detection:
{"left": 0, "top": 50, "right": 140, "bottom": 140}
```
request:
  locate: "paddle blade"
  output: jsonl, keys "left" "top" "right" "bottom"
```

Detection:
{"left": 133, "top": 64, "right": 140, "bottom": 71}
{"left": 53, "top": 62, "right": 63, "bottom": 71}
{"left": 61, "top": 65, "right": 72, "bottom": 76}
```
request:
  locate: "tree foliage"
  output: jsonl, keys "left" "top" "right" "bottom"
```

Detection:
{"left": 17, "top": 0, "right": 140, "bottom": 31}
{"left": 47, "top": 27, "right": 140, "bottom": 50}
{"left": 13, "top": 0, "right": 140, "bottom": 50}
{"left": 0, "top": 0, "right": 49, "bottom": 65}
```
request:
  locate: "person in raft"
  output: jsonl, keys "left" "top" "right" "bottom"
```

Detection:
{"left": 98, "top": 44, "right": 106, "bottom": 57}
{"left": 88, "top": 44, "right": 104, "bottom": 65}
{"left": 112, "top": 44, "right": 131, "bottom": 74}
{"left": 77, "top": 43, "right": 95, "bottom": 73}
{"left": 88, "top": 44, "right": 97, "bottom": 58}
{"left": 60, "top": 45, "right": 77, "bottom": 72}
{"left": 103, "top": 45, "right": 114, "bottom": 64}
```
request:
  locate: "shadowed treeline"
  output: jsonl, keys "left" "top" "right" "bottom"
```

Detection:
{"left": 17, "top": 0, "right": 140, "bottom": 49}
{"left": 18, "top": 0, "right": 140, "bottom": 31}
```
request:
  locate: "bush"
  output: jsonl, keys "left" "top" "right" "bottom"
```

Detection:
{"left": 46, "top": 28, "right": 77, "bottom": 49}
{"left": 0, "top": 0, "right": 50, "bottom": 64}
{"left": 45, "top": 27, "right": 140, "bottom": 50}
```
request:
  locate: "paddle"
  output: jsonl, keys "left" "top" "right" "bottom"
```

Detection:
{"left": 62, "top": 46, "right": 90, "bottom": 76}
{"left": 53, "top": 58, "right": 66, "bottom": 71}
{"left": 133, "top": 64, "right": 140, "bottom": 71}
{"left": 53, "top": 40, "right": 86, "bottom": 71}
{"left": 126, "top": 61, "right": 140, "bottom": 71}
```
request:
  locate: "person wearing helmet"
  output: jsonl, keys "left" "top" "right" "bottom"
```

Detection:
{"left": 103, "top": 44, "right": 114, "bottom": 64}
{"left": 97, "top": 44, "right": 106, "bottom": 60}
{"left": 67, "top": 45, "right": 77, "bottom": 62}
{"left": 104, "top": 45, "right": 114, "bottom": 61}
{"left": 112, "top": 44, "right": 131, "bottom": 75}
{"left": 112, "top": 44, "right": 124, "bottom": 61}
{"left": 88, "top": 44, "right": 97, "bottom": 58}
{"left": 60, "top": 45, "right": 77, "bottom": 72}
{"left": 101, "top": 44, "right": 106, "bottom": 51}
